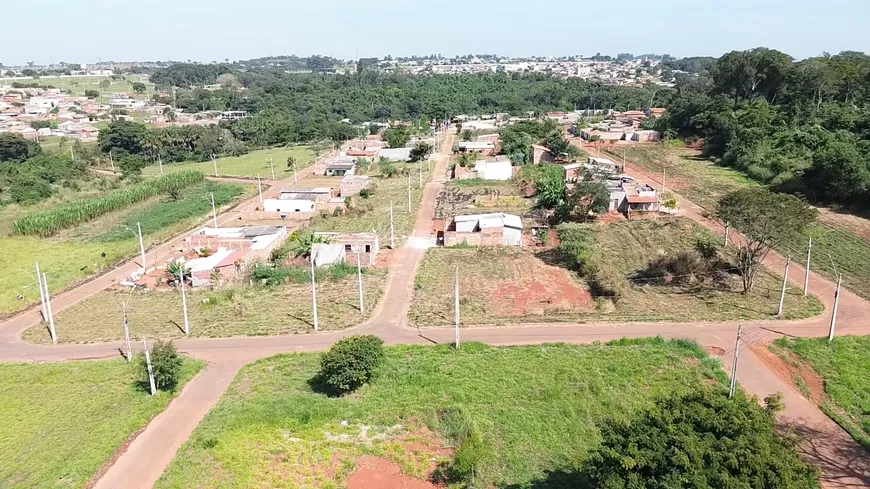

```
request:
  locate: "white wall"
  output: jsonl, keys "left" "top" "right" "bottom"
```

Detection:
{"left": 263, "top": 199, "right": 314, "bottom": 213}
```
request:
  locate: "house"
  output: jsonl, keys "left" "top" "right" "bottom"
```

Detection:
{"left": 630, "top": 130, "right": 662, "bottom": 142}
{"left": 262, "top": 186, "right": 336, "bottom": 214}
{"left": 345, "top": 149, "right": 377, "bottom": 158}
{"left": 443, "top": 212, "right": 523, "bottom": 247}
{"left": 604, "top": 181, "right": 661, "bottom": 215}
{"left": 314, "top": 231, "right": 380, "bottom": 266}
{"left": 220, "top": 111, "right": 247, "bottom": 121}
{"left": 588, "top": 157, "right": 621, "bottom": 174}
{"left": 457, "top": 141, "right": 495, "bottom": 155}
{"left": 325, "top": 160, "right": 356, "bottom": 177}
{"left": 311, "top": 243, "right": 346, "bottom": 267}
{"left": 187, "top": 226, "right": 288, "bottom": 260}
{"left": 185, "top": 249, "right": 243, "bottom": 287}
{"left": 340, "top": 175, "right": 371, "bottom": 197}
{"left": 378, "top": 147, "right": 412, "bottom": 162}
{"left": 645, "top": 108, "right": 666, "bottom": 119}
{"left": 531, "top": 144, "right": 555, "bottom": 164}
{"left": 473, "top": 157, "right": 512, "bottom": 181}
{"left": 562, "top": 163, "right": 583, "bottom": 183}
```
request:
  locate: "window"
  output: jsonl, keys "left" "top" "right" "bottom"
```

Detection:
{"left": 345, "top": 244, "right": 352, "bottom": 252}
{"left": 365, "top": 245, "right": 371, "bottom": 253}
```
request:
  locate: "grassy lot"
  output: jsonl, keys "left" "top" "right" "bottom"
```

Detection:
{"left": 312, "top": 163, "right": 431, "bottom": 239}
{"left": 0, "top": 358, "right": 202, "bottom": 489}
{"left": 24, "top": 269, "right": 387, "bottom": 344}
{"left": 411, "top": 218, "right": 822, "bottom": 326}
{"left": 7, "top": 75, "right": 156, "bottom": 98}
{"left": 0, "top": 182, "right": 251, "bottom": 316}
{"left": 773, "top": 335, "right": 870, "bottom": 449}
{"left": 142, "top": 147, "right": 314, "bottom": 179}
{"left": 610, "top": 144, "right": 870, "bottom": 301}
{"left": 155, "top": 340, "right": 725, "bottom": 489}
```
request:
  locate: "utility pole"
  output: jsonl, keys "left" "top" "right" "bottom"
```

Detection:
{"left": 212, "top": 154, "right": 219, "bottom": 177}
{"left": 728, "top": 325, "right": 742, "bottom": 399}
{"left": 137, "top": 222, "right": 147, "bottom": 271}
{"left": 35, "top": 262, "right": 47, "bottom": 323}
{"left": 310, "top": 254, "right": 319, "bottom": 331}
{"left": 777, "top": 256, "right": 791, "bottom": 318}
{"left": 828, "top": 274, "right": 842, "bottom": 342}
{"left": 42, "top": 273, "right": 56, "bottom": 343}
{"left": 270, "top": 157, "right": 275, "bottom": 180}
{"left": 407, "top": 171, "right": 412, "bottom": 213}
{"left": 143, "top": 339, "right": 157, "bottom": 395}
{"left": 179, "top": 269, "right": 190, "bottom": 336}
{"left": 210, "top": 192, "right": 218, "bottom": 228}
{"left": 804, "top": 238, "right": 812, "bottom": 296}
{"left": 257, "top": 174, "right": 263, "bottom": 203}
{"left": 158, "top": 154, "right": 164, "bottom": 175}
{"left": 109, "top": 152, "right": 115, "bottom": 173}
{"left": 662, "top": 165, "right": 666, "bottom": 195}
{"left": 293, "top": 161, "right": 298, "bottom": 183}
{"left": 418, "top": 160, "right": 423, "bottom": 188}
{"left": 454, "top": 265, "right": 461, "bottom": 349}
{"left": 122, "top": 303, "right": 132, "bottom": 362}
{"left": 389, "top": 201, "right": 396, "bottom": 248}
{"left": 724, "top": 222, "right": 729, "bottom": 246}
{"left": 356, "top": 251, "right": 364, "bottom": 314}
{"left": 70, "top": 146, "right": 75, "bottom": 162}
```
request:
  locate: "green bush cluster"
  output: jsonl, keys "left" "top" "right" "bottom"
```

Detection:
{"left": 139, "top": 340, "right": 183, "bottom": 392}
{"left": 318, "top": 335, "right": 385, "bottom": 394}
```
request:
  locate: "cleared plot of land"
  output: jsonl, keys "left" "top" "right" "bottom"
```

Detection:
{"left": 1, "top": 181, "right": 250, "bottom": 316}
{"left": 772, "top": 335, "right": 870, "bottom": 449}
{"left": 0, "top": 358, "right": 202, "bottom": 489}
{"left": 611, "top": 144, "right": 870, "bottom": 300}
{"left": 143, "top": 147, "right": 314, "bottom": 179}
{"left": 24, "top": 269, "right": 387, "bottom": 344}
{"left": 312, "top": 163, "right": 431, "bottom": 238}
{"left": 154, "top": 340, "right": 724, "bottom": 489}
{"left": 411, "top": 218, "right": 822, "bottom": 326}
{"left": 7, "top": 75, "right": 155, "bottom": 99}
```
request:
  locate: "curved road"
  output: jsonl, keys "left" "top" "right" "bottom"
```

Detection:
{"left": 3, "top": 135, "right": 870, "bottom": 488}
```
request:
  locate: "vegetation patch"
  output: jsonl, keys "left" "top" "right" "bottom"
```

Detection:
{"left": 154, "top": 340, "right": 738, "bottom": 489}
{"left": 142, "top": 146, "right": 315, "bottom": 179}
{"left": 0, "top": 358, "right": 202, "bottom": 489}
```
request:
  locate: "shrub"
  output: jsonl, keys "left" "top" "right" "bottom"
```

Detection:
{"left": 318, "top": 335, "right": 385, "bottom": 394}
{"left": 139, "top": 340, "right": 183, "bottom": 391}
{"left": 358, "top": 188, "right": 371, "bottom": 199}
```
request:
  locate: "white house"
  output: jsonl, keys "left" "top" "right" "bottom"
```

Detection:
{"left": 473, "top": 158, "right": 512, "bottom": 181}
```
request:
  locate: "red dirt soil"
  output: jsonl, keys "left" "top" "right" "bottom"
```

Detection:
{"left": 347, "top": 456, "right": 441, "bottom": 489}
{"left": 750, "top": 344, "right": 827, "bottom": 403}
{"left": 492, "top": 268, "right": 593, "bottom": 316}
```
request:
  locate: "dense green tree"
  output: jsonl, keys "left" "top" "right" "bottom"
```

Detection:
{"left": 132, "top": 82, "right": 147, "bottom": 94}
{"left": 570, "top": 181, "right": 611, "bottom": 221}
{"left": 0, "top": 133, "right": 41, "bottom": 162}
{"left": 139, "top": 341, "right": 183, "bottom": 391}
{"left": 84, "top": 89, "right": 99, "bottom": 99}
{"left": 383, "top": 125, "right": 412, "bottom": 148}
{"left": 318, "top": 335, "right": 385, "bottom": 394}
{"left": 408, "top": 141, "right": 433, "bottom": 162}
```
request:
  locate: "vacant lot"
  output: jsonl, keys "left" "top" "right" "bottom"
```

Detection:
{"left": 1, "top": 181, "right": 250, "bottom": 316}
{"left": 155, "top": 340, "right": 724, "bottom": 489}
{"left": 0, "top": 358, "right": 202, "bottom": 488}
{"left": 24, "top": 269, "right": 387, "bottom": 344}
{"left": 312, "top": 163, "right": 431, "bottom": 239}
{"left": 411, "top": 248, "right": 593, "bottom": 326}
{"left": 611, "top": 144, "right": 870, "bottom": 301}
{"left": 143, "top": 147, "right": 314, "bottom": 179}
{"left": 772, "top": 335, "right": 870, "bottom": 449}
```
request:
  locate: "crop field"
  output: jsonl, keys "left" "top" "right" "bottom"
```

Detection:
{"left": 142, "top": 146, "right": 315, "bottom": 179}
{"left": 24, "top": 268, "right": 387, "bottom": 344}
{"left": 312, "top": 162, "right": 431, "bottom": 239}
{"left": 154, "top": 340, "right": 725, "bottom": 489}
{"left": 1, "top": 179, "right": 250, "bottom": 316}
{"left": 0, "top": 358, "right": 202, "bottom": 488}
{"left": 611, "top": 144, "right": 870, "bottom": 300}
{"left": 772, "top": 335, "right": 870, "bottom": 449}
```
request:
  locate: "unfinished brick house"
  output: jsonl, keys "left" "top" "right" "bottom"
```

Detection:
{"left": 442, "top": 213, "right": 523, "bottom": 247}
{"left": 340, "top": 175, "right": 371, "bottom": 197}
{"left": 314, "top": 232, "right": 380, "bottom": 266}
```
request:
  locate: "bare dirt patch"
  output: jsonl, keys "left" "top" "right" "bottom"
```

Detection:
{"left": 347, "top": 456, "right": 441, "bottom": 489}
{"left": 817, "top": 207, "right": 870, "bottom": 243}
{"left": 705, "top": 346, "right": 726, "bottom": 356}
{"left": 752, "top": 343, "right": 827, "bottom": 403}
{"left": 492, "top": 267, "right": 593, "bottom": 316}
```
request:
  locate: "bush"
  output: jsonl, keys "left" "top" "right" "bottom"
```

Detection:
{"left": 318, "top": 335, "right": 385, "bottom": 394}
{"left": 139, "top": 340, "right": 183, "bottom": 391}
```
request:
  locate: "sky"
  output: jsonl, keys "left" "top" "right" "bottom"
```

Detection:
{"left": 4, "top": 0, "right": 869, "bottom": 66}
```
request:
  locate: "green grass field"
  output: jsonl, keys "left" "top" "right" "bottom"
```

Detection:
{"left": 6, "top": 75, "right": 156, "bottom": 99}
{"left": 0, "top": 358, "right": 203, "bottom": 488}
{"left": 610, "top": 144, "right": 870, "bottom": 301}
{"left": 773, "top": 335, "right": 870, "bottom": 449}
{"left": 24, "top": 269, "right": 387, "bottom": 344}
{"left": 142, "top": 147, "right": 315, "bottom": 179}
{"left": 0, "top": 182, "right": 251, "bottom": 316}
{"left": 154, "top": 340, "right": 725, "bottom": 489}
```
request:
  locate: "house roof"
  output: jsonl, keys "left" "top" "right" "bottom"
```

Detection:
{"left": 453, "top": 212, "right": 523, "bottom": 230}
{"left": 626, "top": 195, "right": 660, "bottom": 204}
{"left": 531, "top": 144, "right": 551, "bottom": 152}
{"left": 327, "top": 162, "right": 356, "bottom": 170}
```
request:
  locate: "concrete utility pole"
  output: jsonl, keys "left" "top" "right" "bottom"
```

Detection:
{"left": 212, "top": 154, "right": 219, "bottom": 177}
{"left": 180, "top": 269, "right": 190, "bottom": 336}
{"left": 662, "top": 165, "right": 666, "bottom": 195}
{"left": 389, "top": 201, "right": 396, "bottom": 249}
{"left": 724, "top": 222, "right": 729, "bottom": 247}
{"left": 454, "top": 265, "right": 461, "bottom": 349}
{"left": 728, "top": 325, "right": 742, "bottom": 399}
{"left": 777, "top": 256, "right": 791, "bottom": 318}
{"left": 42, "top": 273, "right": 56, "bottom": 343}
{"left": 804, "top": 238, "right": 812, "bottom": 296}
{"left": 257, "top": 175, "right": 263, "bottom": 203}
{"left": 122, "top": 303, "right": 132, "bottom": 362}
{"left": 70, "top": 147, "right": 75, "bottom": 162}
{"left": 310, "top": 254, "right": 319, "bottom": 331}
{"left": 270, "top": 157, "right": 275, "bottom": 180}
{"left": 356, "top": 251, "right": 364, "bottom": 314}
{"left": 828, "top": 274, "right": 842, "bottom": 342}
{"left": 293, "top": 161, "right": 298, "bottom": 183}
{"left": 418, "top": 160, "right": 423, "bottom": 188}
{"left": 137, "top": 222, "right": 147, "bottom": 271}
{"left": 158, "top": 155, "right": 164, "bottom": 175}
{"left": 210, "top": 192, "right": 218, "bottom": 228}
{"left": 143, "top": 339, "right": 157, "bottom": 395}
{"left": 407, "top": 171, "right": 412, "bottom": 212}
{"left": 35, "top": 262, "right": 47, "bottom": 323}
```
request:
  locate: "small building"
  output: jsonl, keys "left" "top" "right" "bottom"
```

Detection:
{"left": 630, "top": 130, "right": 662, "bottom": 142}
{"left": 325, "top": 160, "right": 356, "bottom": 177}
{"left": 187, "top": 226, "right": 288, "bottom": 260}
{"left": 186, "top": 249, "right": 243, "bottom": 287}
{"left": 645, "top": 108, "right": 667, "bottom": 119}
{"left": 278, "top": 187, "right": 336, "bottom": 203}
{"left": 443, "top": 212, "right": 523, "bottom": 247}
{"left": 340, "top": 175, "right": 371, "bottom": 197}
{"left": 314, "top": 232, "right": 380, "bottom": 266}
{"left": 220, "top": 111, "right": 247, "bottom": 121}
{"left": 378, "top": 147, "right": 413, "bottom": 162}
{"left": 311, "top": 243, "right": 346, "bottom": 267}
{"left": 588, "top": 156, "right": 621, "bottom": 173}
{"left": 473, "top": 157, "right": 512, "bottom": 181}
{"left": 262, "top": 187, "right": 335, "bottom": 214}
{"left": 531, "top": 144, "right": 555, "bottom": 164}
{"left": 457, "top": 141, "right": 495, "bottom": 155}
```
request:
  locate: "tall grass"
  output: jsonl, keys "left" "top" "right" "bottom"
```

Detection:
{"left": 12, "top": 170, "right": 205, "bottom": 237}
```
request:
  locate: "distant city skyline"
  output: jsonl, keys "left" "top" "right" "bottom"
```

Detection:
{"left": 3, "top": 0, "right": 868, "bottom": 66}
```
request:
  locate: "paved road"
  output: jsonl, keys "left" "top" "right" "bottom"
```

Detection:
{"left": 3, "top": 135, "right": 870, "bottom": 488}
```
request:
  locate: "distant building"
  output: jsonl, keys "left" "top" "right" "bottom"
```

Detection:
{"left": 443, "top": 212, "right": 523, "bottom": 247}
{"left": 457, "top": 141, "right": 495, "bottom": 155}
{"left": 473, "top": 157, "right": 512, "bottom": 181}
{"left": 340, "top": 175, "right": 371, "bottom": 197}
{"left": 314, "top": 231, "right": 380, "bottom": 266}
{"left": 378, "top": 147, "right": 413, "bottom": 161}
{"left": 531, "top": 144, "right": 555, "bottom": 164}
{"left": 325, "top": 160, "right": 356, "bottom": 177}
{"left": 220, "top": 110, "right": 247, "bottom": 121}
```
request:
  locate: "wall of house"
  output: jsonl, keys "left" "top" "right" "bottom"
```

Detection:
{"left": 340, "top": 179, "right": 369, "bottom": 197}
{"left": 443, "top": 228, "right": 510, "bottom": 247}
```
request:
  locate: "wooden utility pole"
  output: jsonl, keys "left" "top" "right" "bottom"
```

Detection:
{"left": 454, "top": 265, "right": 461, "bottom": 349}
{"left": 777, "top": 256, "right": 791, "bottom": 318}
{"left": 804, "top": 238, "right": 812, "bottom": 296}
{"left": 728, "top": 325, "right": 742, "bottom": 399}
{"left": 143, "top": 339, "right": 157, "bottom": 395}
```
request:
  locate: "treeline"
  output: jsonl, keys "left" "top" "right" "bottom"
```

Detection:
{"left": 653, "top": 48, "right": 870, "bottom": 207}
{"left": 0, "top": 134, "right": 91, "bottom": 204}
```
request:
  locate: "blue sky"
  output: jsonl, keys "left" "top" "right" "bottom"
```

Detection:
{"left": 4, "top": 0, "right": 868, "bottom": 65}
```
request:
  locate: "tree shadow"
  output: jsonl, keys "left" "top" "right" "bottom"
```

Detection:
{"left": 778, "top": 417, "right": 870, "bottom": 486}
{"left": 498, "top": 469, "right": 589, "bottom": 489}
{"left": 167, "top": 319, "right": 186, "bottom": 335}
{"left": 306, "top": 373, "right": 343, "bottom": 398}
{"left": 534, "top": 248, "right": 576, "bottom": 271}
{"left": 286, "top": 313, "right": 314, "bottom": 327}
